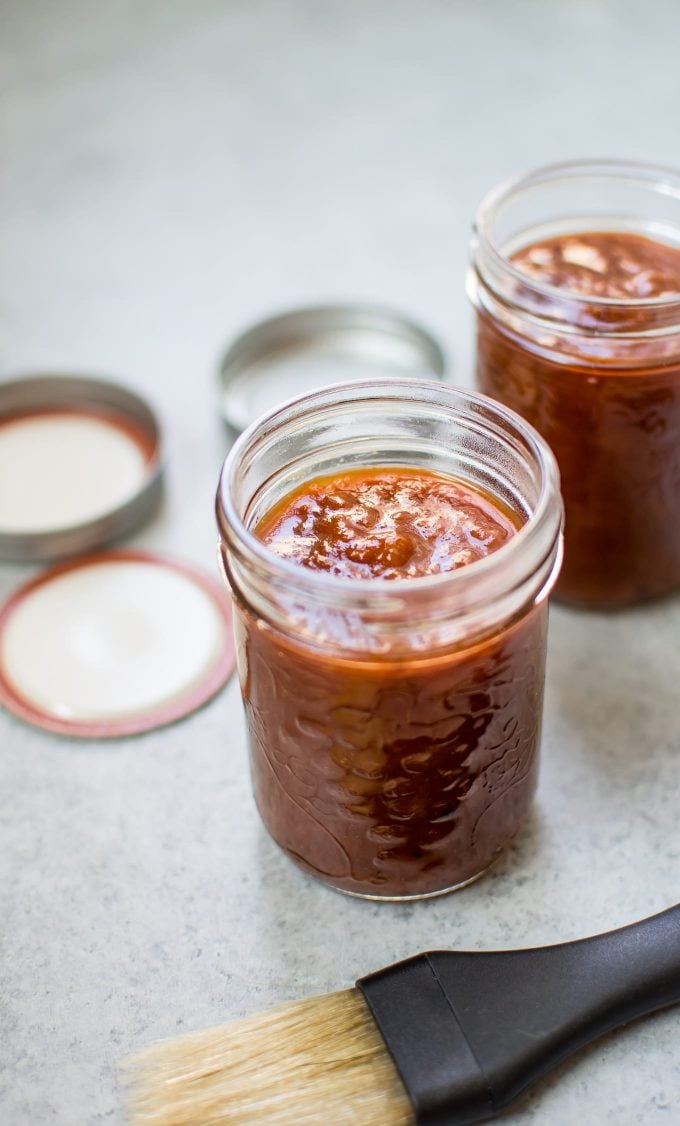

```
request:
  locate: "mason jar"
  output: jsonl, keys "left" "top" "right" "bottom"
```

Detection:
{"left": 469, "top": 159, "right": 680, "bottom": 608}
{"left": 216, "top": 379, "right": 562, "bottom": 899}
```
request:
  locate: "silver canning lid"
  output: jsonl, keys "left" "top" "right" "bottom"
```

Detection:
{"left": 0, "top": 374, "right": 164, "bottom": 562}
{"left": 217, "top": 304, "right": 447, "bottom": 433}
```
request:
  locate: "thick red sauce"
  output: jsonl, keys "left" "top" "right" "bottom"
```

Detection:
{"left": 256, "top": 468, "right": 518, "bottom": 579}
{"left": 233, "top": 468, "right": 547, "bottom": 899}
{"left": 511, "top": 231, "right": 680, "bottom": 300}
{"left": 476, "top": 230, "right": 680, "bottom": 607}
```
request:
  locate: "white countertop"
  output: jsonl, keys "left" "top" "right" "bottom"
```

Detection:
{"left": 1, "top": 2, "right": 679, "bottom": 1122}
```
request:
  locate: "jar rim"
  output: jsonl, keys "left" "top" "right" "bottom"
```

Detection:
{"left": 474, "top": 157, "right": 680, "bottom": 313}
{"left": 216, "top": 378, "right": 562, "bottom": 610}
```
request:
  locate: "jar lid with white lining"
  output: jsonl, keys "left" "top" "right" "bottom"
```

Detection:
{"left": 0, "top": 551, "right": 235, "bottom": 737}
{"left": 0, "top": 373, "right": 164, "bottom": 561}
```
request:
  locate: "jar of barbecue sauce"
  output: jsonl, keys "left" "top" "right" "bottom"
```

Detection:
{"left": 469, "top": 159, "right": 680, "bottom": 608}
{"left": 216, "top": 380, "right": 562, "bottom": 899}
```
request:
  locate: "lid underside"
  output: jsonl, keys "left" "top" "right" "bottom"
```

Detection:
{"left": 0, "top": 375, "right": 163, "bottom": 561}
{"left": 0, "top": 552, "right": 235, "bottom": 737}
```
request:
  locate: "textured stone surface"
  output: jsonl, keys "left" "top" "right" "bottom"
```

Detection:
{"left": 1, "top": 1, "right": 679, "bottom": 1123}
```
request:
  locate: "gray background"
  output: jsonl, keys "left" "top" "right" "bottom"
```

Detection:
{"left": 2, "top": 2, "right": 679, "bottom": 1123}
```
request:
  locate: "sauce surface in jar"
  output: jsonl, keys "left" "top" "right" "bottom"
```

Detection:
{"left": 234, "top": 467, "right": 547, "bottom": 899}
{"left": 256, "top": 467, "right": 519, "bottom": 578}
{"left": 476, "top": 229, "right": 680, "bottom": 607}
{"left": 511, "top": 231, "right": 680, "bottom": 300}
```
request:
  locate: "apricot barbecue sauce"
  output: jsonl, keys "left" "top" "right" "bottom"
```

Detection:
{"left": 256, "top": 468, "right": 518, "bottom": 578}
{"left": 477, "top": 230, "right": 680, "bottom": 607}
{"left": 232, "top": 468, "right": 548, "bottom": 898}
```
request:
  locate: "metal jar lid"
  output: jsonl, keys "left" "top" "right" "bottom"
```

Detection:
{"left": 0, "top": 374, "right": 164, "bottom": 562}
{"left": 217, "top": 304, "right": 447, "bottom": 433}
{"left": 0, "top": 550, "right": 234, "bottom": 737}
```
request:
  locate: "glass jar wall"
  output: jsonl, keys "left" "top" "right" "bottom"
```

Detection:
{"left": 216, "top": 379, "right": 562, "bottom": 899}
{"left": 469, "top": 159, "right": 680, "bottom": 608}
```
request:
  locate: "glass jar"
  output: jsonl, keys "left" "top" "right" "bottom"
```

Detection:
{"left": 216, "top": 379, "right": 562, "bottom": 900}
{"left": 469, "top": 159, "right": 680, "bottom": 608}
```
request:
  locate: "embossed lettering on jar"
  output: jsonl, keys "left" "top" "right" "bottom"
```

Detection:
{"left": 217, "top": 381, "right": 562, "bottom": 899}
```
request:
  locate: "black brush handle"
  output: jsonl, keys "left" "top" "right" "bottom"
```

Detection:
{"left": 358, "top": 903, "right": 680, "bottom": 1125}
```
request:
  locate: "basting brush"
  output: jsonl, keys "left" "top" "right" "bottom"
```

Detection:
{"left": 127, "top": 903, "right": 680, "bottom": 1125}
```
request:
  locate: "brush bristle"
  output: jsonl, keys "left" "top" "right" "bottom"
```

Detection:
{"left": 125, "top": 987, "right": 414, "bottom": 1125}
